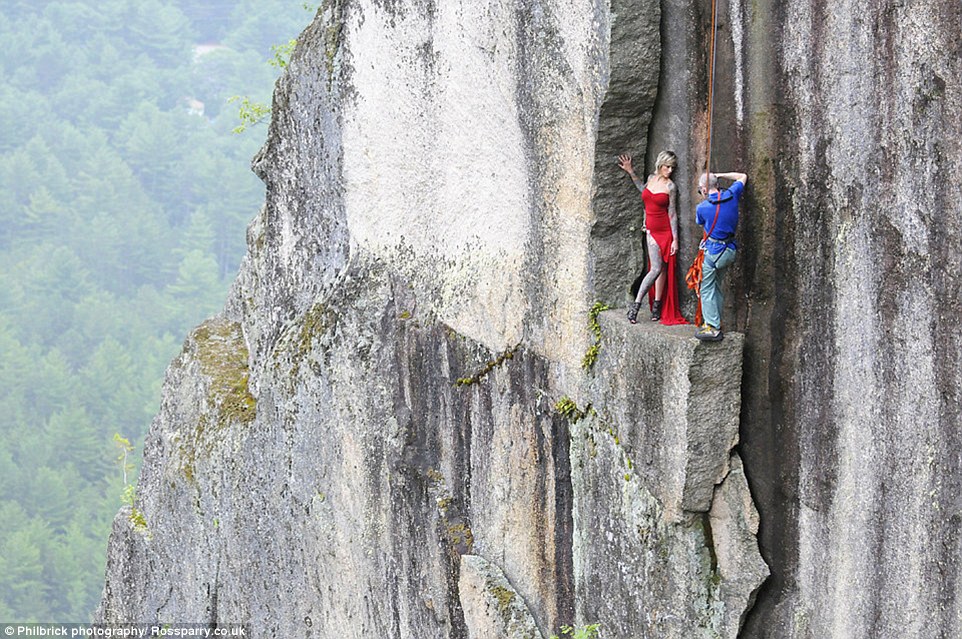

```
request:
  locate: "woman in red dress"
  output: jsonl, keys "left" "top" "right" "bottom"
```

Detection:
{"left": 617, "top": 150, "right": 688, "bottom": 325}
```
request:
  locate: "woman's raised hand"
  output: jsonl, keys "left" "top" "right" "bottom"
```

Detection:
{"left": 617, "top": 154, "right": 633, "bottom": 174}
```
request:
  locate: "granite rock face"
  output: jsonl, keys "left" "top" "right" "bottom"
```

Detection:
{"left": 99, "top": 0, "right": 962, "bottom": 636}
{"left": 590, "top": 0, "right": 662, "bottom": 305}
{"left": 642, "top": 0, "right": 962, "bottom": 637}
{"left": 96, "top": 1, "right": 772, "bottom": 638}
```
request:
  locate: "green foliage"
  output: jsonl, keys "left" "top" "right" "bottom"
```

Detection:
{"left": 229, "top": 28, "right": 301, "bottom": 134}
{"left": 113, "top": 434, "right": 134, "bottom": 486}
{"left": 581, "top": 302, "right": 611, "bottom": 371}
{"left": 554, "top": 396, "right": 587, "bottom": 422}
{"left": 227, "top": 95, "right": 272, "bottom": 134}
{"left": 120, "top": 484, "right": 135, "bottom": 508}
{"left": 128, "top": 508, "right": 148, "bottom": 534}
{"left": 550, "top": 624, "right": 602, "bottom": 639}
{"left": 117, "top": 451, "right": 148, "bottom": 535}
{"left": 269, "top": 39, "right": 297, "bottom": 69}
{"left": 0, "top": 0, "right": 311, "bottom": 621}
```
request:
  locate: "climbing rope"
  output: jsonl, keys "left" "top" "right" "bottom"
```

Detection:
{"left": 686, "top": 0, "right": 720, "bottom": 327}
{"left": 705, "top": 0, "right": 718, "bottom": 186}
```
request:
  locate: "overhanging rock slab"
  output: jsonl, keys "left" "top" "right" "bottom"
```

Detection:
{"left": 588, "top": 310, "right": 744, "bottom": 515}
{"left": 572, "top": 310, "right": 764, "bottom": 638}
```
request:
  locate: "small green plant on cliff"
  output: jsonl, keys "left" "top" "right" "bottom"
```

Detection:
{"left": 230, "top": 20, "right": 307, "bottom": 133}
{"left": 115, "top": 434, "right": 149, "bottom": 535}
{"left": 269, "top": 40, "right": 297, "bottom": 69}
{"left": 113, "top": 433, "right": 134, "bottom": 485}
{"left": 120, "top": 483, "right": 136, "bottom": 508}
{"left": 128, "top": 505, "right": 148, "bottom": 533}
{"left": 581, "top": 302, "right": 611, "bottom": 371}
{"left": 550, "top": 623, "right": 601, "bottom": 639}
{"left": 228, "top": 95, "right": 273, "bottom": 134}
{"left": 554, "top": 396, "right": 587, "bottom": 422}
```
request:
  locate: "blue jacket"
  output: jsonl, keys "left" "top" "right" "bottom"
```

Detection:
{"left": 695, "top": 180, "right": 744, "bottom": 254}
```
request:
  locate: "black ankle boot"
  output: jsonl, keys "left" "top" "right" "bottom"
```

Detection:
{"left": 650, "top": 300, "right": 663, "bottom": 321}
{"left": 627, "top": 301, "right": 642, "bottom": 324}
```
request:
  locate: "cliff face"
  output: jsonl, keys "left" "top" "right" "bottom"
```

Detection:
{"left": 736, "top": 2, "right": 962, "bottom": 636}
{"left": 99, "top": 0, "right": 961, "bottom": 638}
{"left": 600, "top": 0, "right": 962, "bottom": 635}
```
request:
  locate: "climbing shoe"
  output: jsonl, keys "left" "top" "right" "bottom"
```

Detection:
{"left": 627, "top": 301, "right": 642, "bottom": 324}
{"left": 650, "top": 300, "right": 663, "bottom": 322}
{"left": 695, "top": 325, "right": 723, "bottom": 342}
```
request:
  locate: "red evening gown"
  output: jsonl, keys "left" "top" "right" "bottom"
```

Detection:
{"left": 641, "top": 187, "right": 689, "bottom": 325}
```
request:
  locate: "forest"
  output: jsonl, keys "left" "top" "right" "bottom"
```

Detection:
{"left": 0, "top": 0, "right": 313, "bottom": 620}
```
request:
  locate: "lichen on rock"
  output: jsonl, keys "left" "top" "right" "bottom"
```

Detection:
{"left": 191, "top": 319, "right": 256, "bottom": 426}
{"left": 459, "top": 555, "right": 545, "bottom": 639}
{"left": 178, "top": 318, "right": 255, "bottom": 483}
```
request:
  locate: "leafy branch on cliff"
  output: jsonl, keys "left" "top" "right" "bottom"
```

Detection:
{"left": 229, "top": 40, "right": 295, "bottom": 133}
{"left": 269, "top": 39, "right": 297, "bottom": 69}
{"left": 229, "top": 11, "right": 307, "bottom": 133}
{"left": 115, "top": 434, "right": 149, "bottom": 536}
{"left": 581, "top": 302, "right": 611, "bottom": 371}
{"left": 113, "top": 433, "right": 134, "bottom": 486}
{"left": 227, "top": 95, "right": 273, "bottom": 134}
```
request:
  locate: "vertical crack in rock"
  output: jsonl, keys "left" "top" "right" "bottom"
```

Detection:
{"left": 459, "top": 555, "right": 545, "bottom": 639}
{"left": 708, "top": 454, "right": 768, "bottom": 636}
{"left": 551, "top": 412, "right": 575, "bottom": 629}
{"left": 590, "top": 0, "right": 662, "bottom": 306}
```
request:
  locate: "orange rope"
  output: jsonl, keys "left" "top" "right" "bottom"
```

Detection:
{"left": 685, "top": 250, "right": 706, "bottom": 325}
{"left": 705, "top": 0, "right": 718, "bottom": 186}
{"left": 686, "top": 0, "right": 719, "bottom": 328}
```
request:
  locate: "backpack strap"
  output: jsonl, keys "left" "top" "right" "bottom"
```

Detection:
{"left": 703, "top": 192, "right": 723, "bottom": 242}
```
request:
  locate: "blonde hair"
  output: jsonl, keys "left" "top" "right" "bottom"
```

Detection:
{"left": 655, "top": 150, "right": 678, "bottom": 172}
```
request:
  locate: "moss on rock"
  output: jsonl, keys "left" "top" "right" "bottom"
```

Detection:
{"left": 193, "top": 318, "right": 257, "bottom": 427}
{"left": 180, "top": 318, "right": 256, "bottom": 482}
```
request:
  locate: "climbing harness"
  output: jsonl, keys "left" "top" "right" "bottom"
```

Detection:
{"left": 685, "top": 0, "right": 720, "bottom": 328}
